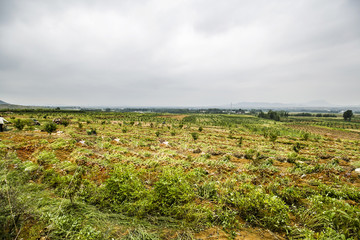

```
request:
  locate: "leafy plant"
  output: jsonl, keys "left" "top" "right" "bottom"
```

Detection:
{"left": 224, "top": 186, "right": 289, "bottom": 231}
{"left": 104, "top": 165, "right": 147, "bottom": 213}
{"left": 44, "top": 122, "right": 57, "bottom": 134}
{"left": 237, "top": 136, "right": 243, "bottom": 147}
{"left": 153, "top": 167, "right": 194, "bottom": 214}
{"left": 87, "top": 128, "right": 97, "bottom": 135}
{"left": 191, "top": 132, "right": 199, "bottom": 141}
{"left": 13, "top": 119, "right": 25, "bottom": 130}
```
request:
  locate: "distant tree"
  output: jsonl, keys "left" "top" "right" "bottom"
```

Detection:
{"left": 343, "top": 110, "right": 353, "bottom": 121}
{"left": 60, "top": 119, "right": 70, "bottom": 127}
{"left": 258, "top": 111, "right": 266, "bottom": 118}
{"left": 278, "top": 111, "right": 289, "bottom": 117}
{"left": 268, "top": 110, "right": 280, "bottom": 121}
{"left": 258, "top": 110, "right": 281, "bottom": 121}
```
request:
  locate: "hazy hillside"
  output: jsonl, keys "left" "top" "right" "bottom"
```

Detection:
{"left": 0, "top": 100, "right": 36, "bottom": 109}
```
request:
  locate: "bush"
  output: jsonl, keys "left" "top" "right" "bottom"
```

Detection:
{"left": 343, "top": 110, "right": 353, "bottom": 121}
{"left": 153, "top": 168, "right": 194, "bottom": 214}
{"left": 87, "top": 128, "right": 97, "bottom": 135}
{"left": 13, "top": 119, "right": 25, "bottom": 130}
{"left": 44, "top": 122, "right": 57, "bottom": 134}
{"left": 104, "top": 165, "right": 147, "bottom": 213}
{"left": 61, "top": 119, "right": 70, "bottom": 127}
{"left": 244, "top": 148, "right": 257, "bottom": 160}
{"left": 225, "top": 186, "right": 289, "bottom": 231}
{"left": 293, "top": 142, "right": 304, "bottom": 153}
{"left": 191, "top": 132, "right": 199, "bottom": 141}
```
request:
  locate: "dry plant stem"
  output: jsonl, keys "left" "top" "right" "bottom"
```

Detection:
{"left": 15, "top": 227, "right": 22, "bottom": 240}
{"left": 47, "top": 167, "right": 79, "bottom": 238}
{"left": 5, "top": 178, "right": 19, "bottom": 233}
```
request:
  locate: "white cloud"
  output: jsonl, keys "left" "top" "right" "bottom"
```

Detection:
{"left": 0, "top": 0, "right": 359, "bottom": 106}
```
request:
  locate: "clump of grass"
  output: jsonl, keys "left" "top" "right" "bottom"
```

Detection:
{"left": 351, "top": 160, "right": 360, "bottom": 168}
{"left": 36, "top": 151, "right": 59, "bottom": 165}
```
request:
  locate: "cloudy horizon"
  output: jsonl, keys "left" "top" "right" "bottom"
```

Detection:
{"left": 1, "top": 0, "right": 359, "bottom": 107}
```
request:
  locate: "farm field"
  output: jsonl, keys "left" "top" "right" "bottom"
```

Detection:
{"left": 1, "top": 111, "right": 360, "bottom": 240}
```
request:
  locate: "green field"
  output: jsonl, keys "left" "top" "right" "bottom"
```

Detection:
{"left": 1, "top": 111, "right": 359, "bottom": 239}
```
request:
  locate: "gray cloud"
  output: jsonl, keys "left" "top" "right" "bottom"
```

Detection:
{"left": 0, "top": 0, "right": 359, "bottom": 107}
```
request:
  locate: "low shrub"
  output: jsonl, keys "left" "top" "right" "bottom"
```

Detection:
{"left": 224, "top": 186, "right": 289, "bottom": 231}
{"left": 104, "top": 165, "right": 147, "bottom": 213}
{"left": 13, "top": 119, "right": 25, "bottom": 130}
{"left": 44, "top": 122, "right": 57, "bottom": 134}
{"left": 36, "top": 151, "right": 59, "bottom": 166}
{"left": 153, "top": 167, "right": 195, "bottom": 215}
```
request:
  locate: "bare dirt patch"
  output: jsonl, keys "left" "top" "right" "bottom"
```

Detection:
{"left": 158, "top": 115, "right": 188, "bottom": 120}
{"left": 16, "top": 146, "right": 36, "bottom": 161}
{"left": 286, "top": 124, "right": 360, "bottom": 140}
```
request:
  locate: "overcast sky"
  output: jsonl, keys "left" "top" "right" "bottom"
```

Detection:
{"left": 0, "top": 0, "right": 359, "bottom": 107}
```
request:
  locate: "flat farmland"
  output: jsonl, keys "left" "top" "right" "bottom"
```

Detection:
{"left": 1, "top": 111, "right": 359, "bottom": 239}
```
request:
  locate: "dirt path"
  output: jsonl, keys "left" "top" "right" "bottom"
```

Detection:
{"left": 286, "top": 124, "right": 360, "bottom": 140}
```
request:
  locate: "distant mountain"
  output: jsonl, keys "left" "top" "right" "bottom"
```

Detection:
{"left": 0, "top": 99, "right": 36, "bottom": 109}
